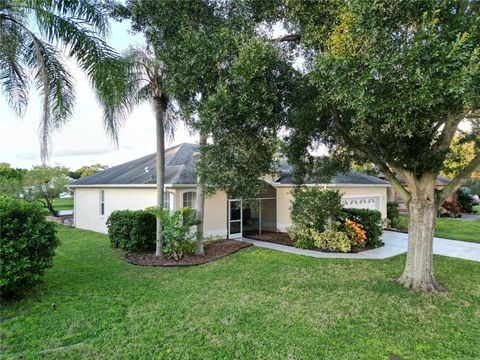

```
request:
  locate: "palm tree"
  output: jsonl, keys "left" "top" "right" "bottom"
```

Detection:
{"left": 98, "top": 47, "right": 177, "bottom": 257}
{"left": 0, "top": 0, "right": 124, "bottom": 163}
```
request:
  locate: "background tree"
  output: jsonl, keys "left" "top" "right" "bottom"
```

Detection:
{"left": 0, "top": 0, "right": 124, "bottom": 163}
{"left": 70, "top": 164, "right": 109, "bottom": 179}
{"left": 23, "top": 165, "right": 70, "bottom": 216}
{"left": 441, "top": 136, "right": 480, "bottom": 180}
{"left": 96, "top": 46, "right": 177, "bottom": 257}
{"left": 0, "top": 163, "right": 26, "bottom": 196}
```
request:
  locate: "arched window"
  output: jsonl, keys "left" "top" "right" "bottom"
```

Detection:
{"left": 182, "top": 191, "right": 197, "bottom": 209}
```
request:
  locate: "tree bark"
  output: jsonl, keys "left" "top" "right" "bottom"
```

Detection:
{"left": 397, "top": 174, "right": 444, "bottom": 293}
{"left": 154, "top": 97, "right": 165, "bottom": 257}
{"left": 195, "top": 131, "right": 207, "bottom": 256}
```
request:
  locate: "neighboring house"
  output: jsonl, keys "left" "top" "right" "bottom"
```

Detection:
{"left": 378, "top": 173, "right": 455, "bottom": 212}
{"left": 69, "top": 143, "right": 390, "bottom": 239}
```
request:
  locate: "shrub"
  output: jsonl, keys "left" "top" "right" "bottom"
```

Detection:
{"left": 290, "top": 188, "right": 342, "bottom": 232}
{"left": 288, "top": 225, "right": 316, "bottom": 249}
{"left": 344, "top": 219, "right": 366, "bottom": 247}
{"left": 0, "top": 196, "right": 60, "bottom": 298}
{"left": 340, "top": 208, "right": 383, "bottom": 247}
{"left": 387, "top": 201, "right": 400, "bottom": 225}
{"left": 457, "top": 187, "right": 475, "bottom": 213}
{"left": 149, "top": 207, "right": 199, "bottom": 260}
{"left": 106, "top": 210, "right": 156, "bottom": 252}
{"left": 314, "top": 230, "right": 352, "bottom": 253}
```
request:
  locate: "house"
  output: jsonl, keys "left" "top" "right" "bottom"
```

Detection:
{"left": 378, "top": 173, "right": 455, "bottom": 212}
{"left": 69, "top": 143, "right": 390, "bottom": 239}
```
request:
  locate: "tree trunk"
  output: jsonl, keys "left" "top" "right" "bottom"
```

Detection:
{"left": 195, "top": 131, "right": 207, "bottom": 256}
{"left": 397, "top": 174, "right": 443, "bottom": 293}
{"left": 45, "top": 199, "right": 56, "bottom": 217}
{"left": 154, "top": 97, "right": 165, "bottom": 257}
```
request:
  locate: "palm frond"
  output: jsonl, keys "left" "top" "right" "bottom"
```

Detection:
{"left": 0, "top": 13, "right": 29, "bottom": 115}
{"left": 25, "top": 34, "right": 75, "bottom": 163}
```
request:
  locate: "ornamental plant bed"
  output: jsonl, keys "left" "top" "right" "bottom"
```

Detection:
{"left": 125, "top": 239, "right": 252, "bottom": 267}
{"left": 245, "top": 232, "right": 383, "bottom": 253}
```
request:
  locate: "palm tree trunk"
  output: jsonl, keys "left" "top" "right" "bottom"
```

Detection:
{"left": 154, "top": 97, "right": 165, "bottom": 257}
{"left": 195, "top": 131, "right": 207, "bottom": 256}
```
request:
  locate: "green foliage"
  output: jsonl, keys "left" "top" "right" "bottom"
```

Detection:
{"left": 340, "top": 208, "right": 383, "bottom": 248}
{"left": 0, "top": 163, "right": 26, "bottom": 197}
{"left": 288, "top": 225, "right": 352, "bottom": 252}
{"left": 290, "top": 188, "right": 342, "bottom": 232}
{"left": 70, "top": 164, "right": 109, "bottom": 179}
{"left": 288, "top": 225, "right": 316, "bottom": 250}
{"left": 106, "top": 210, "right": 156, "bottom": 252}
{"left": 314, "top": 230, "right": 352, "bottom": 253}
{"left": 387, "top": 201, "right": 400, "bottom": 226}
{"left": 148, "top": 207, "right": 200, "bottom": 260}
{"left": 457, "top": 188, "right": 476, "bottom": 213}
{"left": 0, "top": 196, "right": 59, "bottom": 298}
{"left": 22, "top": 165, "right": 70, "bottom": 216}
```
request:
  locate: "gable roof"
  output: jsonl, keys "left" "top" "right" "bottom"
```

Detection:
{"left": 70, "top": 143, "right": 389, "bottom": 187}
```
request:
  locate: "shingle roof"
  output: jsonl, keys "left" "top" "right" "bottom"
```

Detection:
{"left": 70, "top": 143, "right": 389, "bottom": 187}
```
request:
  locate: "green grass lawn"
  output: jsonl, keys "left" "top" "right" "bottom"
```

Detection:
{"left": 394, "top": 216, "right": 480, "bottom": 243}
{"left": 2, "top": 226, "right": 480, "bottom": 359}
{"left": 52, "top": 197, "right": 73, "bottom": 211}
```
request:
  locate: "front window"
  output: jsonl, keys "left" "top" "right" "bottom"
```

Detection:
{"left": 182, "top": 191, "right": 197, "bottom": 209}
{"left": 99, "top": 190, "right": 105, "bottom": 216}
{"left": 164, "top": 192, "right": 173, "bottom": 210}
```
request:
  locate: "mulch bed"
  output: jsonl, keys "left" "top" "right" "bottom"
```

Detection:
{"left": 245, "top": 232, "right": 383, "bottom": 253}
{"left": 124, "top": 239, "right": 252, "bottom": 267}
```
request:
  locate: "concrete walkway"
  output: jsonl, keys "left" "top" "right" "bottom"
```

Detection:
{"left": 241, "top": 231, "right": 480, "bottom": 262}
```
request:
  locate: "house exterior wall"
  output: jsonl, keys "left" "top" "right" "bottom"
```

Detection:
{"left": 74, "top": 186, "right": 228, "bottom": 237}
{"left": 275, "top": 185, "right": 388, "bottom": 232}
{"left": 74, "top": 187, "right": 158, "bottom": 234}
{"left": 74, "top": 184, "right": 388, "bottom": 236}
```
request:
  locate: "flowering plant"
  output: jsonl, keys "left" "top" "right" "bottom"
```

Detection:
{"left": 344, "top": 219, "right": 366, "bottom": 247}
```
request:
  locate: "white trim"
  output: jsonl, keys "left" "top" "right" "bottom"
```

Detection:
{"left": 73, "top": 189, "right": 77, "bottom": 227}
{"left": 204, "top": 229, "right": 228, "bottom": 238}
{"left": 69, "top": 182, "right": 389, "bottom": 189}
{"left": 272, "top": 183, "right": 390, "bottom": 188}
{"left": 99, "top": 189, "right": 105, "bottom": 217}
{"left": 228, "top": 199, "right": 242, "bottom": 239}
{"left": 180, "top": 190, "right": 197, "bottom": 209}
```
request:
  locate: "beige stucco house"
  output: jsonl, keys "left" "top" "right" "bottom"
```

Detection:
{"left": 69, "top": 143, "right": 390, "bottom": 239}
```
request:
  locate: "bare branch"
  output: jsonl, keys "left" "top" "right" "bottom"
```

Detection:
{"left": 270, "top": 33, "right": 301, "bottom": 43}
{"left": 434, "top": 113, "right": 462, "bottom": 153}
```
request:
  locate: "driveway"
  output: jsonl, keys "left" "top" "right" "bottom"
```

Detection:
{"left": 241, "top": 231, "right": 480, "bottom": 262}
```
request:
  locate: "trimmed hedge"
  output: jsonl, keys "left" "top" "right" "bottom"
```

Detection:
{"left": 290, "top": 188, "right": 342, "bottom": 232}
{"left": 0, "top": 196, "right": 60, "bottom": 298}
{"left": 106, "top": 210, "right": 156, "bottom": 252}
{"left": 340, "top": 208, "right": 383, "bottom": 247}
{"left": 387, "top": 201, "right": 400, "bottom": 223}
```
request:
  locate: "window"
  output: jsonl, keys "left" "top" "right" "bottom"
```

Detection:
{"left": 164, "top": 192, "right": 173, "bottom": 210}
{"left": 99, "top": 190, "right": 105, "bottom": 216}
{"left": 182, "top": 191, "right": 197, "bottom": 209}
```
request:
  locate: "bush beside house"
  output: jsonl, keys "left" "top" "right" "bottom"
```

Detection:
{"left": 289, "top": 188, "right": 383, "bottom": 252}
{"left": 0, "top": 197, "right": 60, "bottom": 299}
{"left": 106, "top": 207, "right": 199, "bottom": 260}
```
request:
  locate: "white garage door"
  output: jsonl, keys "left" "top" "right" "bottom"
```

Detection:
{"left": 341, "top": 196, "right": 381, "bottom": 211}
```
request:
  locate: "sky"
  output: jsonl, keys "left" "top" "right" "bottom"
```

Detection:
{"left": 0, "top": 20, "right": 197, "bottom": 170}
